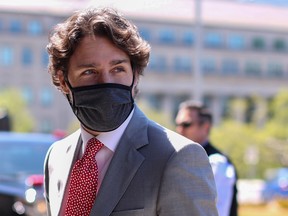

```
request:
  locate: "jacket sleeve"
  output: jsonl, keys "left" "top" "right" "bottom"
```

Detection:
{"left": 157, "top": 143, "right": 219, "bottom": 216}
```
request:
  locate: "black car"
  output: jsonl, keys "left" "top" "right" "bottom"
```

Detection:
{"left": 0, "top": 132, "right": 58, "bottom": 216}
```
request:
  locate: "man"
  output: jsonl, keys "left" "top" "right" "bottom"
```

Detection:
{"left": 44, "top": 7, "right": 218, "bottom": 216}
{"left": 175, "top": 100, "right": 238, "bottom": 216}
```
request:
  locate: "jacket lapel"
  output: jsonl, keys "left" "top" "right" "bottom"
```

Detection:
{"left": 49, "top": 130, "right": 82, "bottom": 216}
{"left": 90, "top": 106, "right": 149, "bottom": 216}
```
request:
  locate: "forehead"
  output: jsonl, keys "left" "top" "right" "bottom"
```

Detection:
{"left": 76, "top": 35, "right": 124, "bottom": 55}
{"left": 69, "top": 35, "right": 130, "bottom": 66}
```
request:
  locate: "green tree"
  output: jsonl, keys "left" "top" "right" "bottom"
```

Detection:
{"left": 211, "top": 97, "right": 273, "bottom": 179}
{"left": 264, "top": 89, "right": 288, "bottom": 167}
{"left": 265, "top": 89, "right": 288, "bottom": 139}
{"left": 0, "top": 88, "right": 34, "bottom": 132}
{"left": 211, "top": 120, "right": 265, "bottom": 179}
{"left": 211, "top": 90, "right": 288, "bottom": 179}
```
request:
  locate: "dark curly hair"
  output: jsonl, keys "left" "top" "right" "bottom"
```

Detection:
{"left": 47, "top": 7, "right": 150, "bottom": 89}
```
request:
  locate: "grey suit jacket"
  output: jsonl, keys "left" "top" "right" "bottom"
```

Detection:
{"left": 44, "top": 106, "right": 218, "bottom": 216}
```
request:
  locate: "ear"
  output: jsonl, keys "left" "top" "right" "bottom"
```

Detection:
{"left": 57, "top": 70, "right": 70, "bottom": 94}
{"left": 132, "top": 75, "right": 140, "bottom": 97}
{"left": 134, "top": 75, "right": 139, "bottom": 87}
{"left": 203, "top": 121, "right": 211, "bottom": 134}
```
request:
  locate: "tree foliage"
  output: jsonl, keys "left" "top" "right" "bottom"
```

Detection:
{"left": 0, "top": 88, "right": 34, "bottom": 132}
{"left": 136, "top": 93, "right": 288, "bottom": 179}
{"left": 264, "top": 89, "right": 288, "bottom": 167}
{"left": 211, "top": 89, "right": 288, "bottom": 179}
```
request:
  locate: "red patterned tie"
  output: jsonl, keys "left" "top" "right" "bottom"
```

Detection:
{"left": 65, "top": 137, "right": 104, "bottom": 216}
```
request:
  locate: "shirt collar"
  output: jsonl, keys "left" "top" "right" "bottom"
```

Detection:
{"left": 81, "top": 108, "right": 134, "bottom": 153}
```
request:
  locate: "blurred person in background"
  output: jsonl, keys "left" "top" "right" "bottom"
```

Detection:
{"left": 175, "top": 100, "right": 238, "bottom": 216}
{"left": 0, "top": 108, "right": 11, "bottom": 131}
{"left": 44, "top": 7, "right": 218, "bottom": 216}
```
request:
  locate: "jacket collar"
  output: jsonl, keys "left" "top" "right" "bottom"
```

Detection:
{"left": 90, "top": 105, "right": 149, "bottom": 215}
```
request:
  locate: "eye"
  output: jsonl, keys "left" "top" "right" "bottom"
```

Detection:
{"left": 112, "top": 66, "right": 125, "bottom": 73}
{"left": 82, "top": 69, "right": 96, "bottom": 76}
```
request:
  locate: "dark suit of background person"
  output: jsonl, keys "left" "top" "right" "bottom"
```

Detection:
{"left": 175, "top": 100, "right": 238, "bottom": 216}
{"left": 43, "top": 7, "right": 218, "bottom": 216}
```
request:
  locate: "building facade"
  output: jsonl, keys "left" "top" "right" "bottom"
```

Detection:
{"left": 0, "top": 9, "right": 75, "bottom": 132}
{"left": 0, "top": 1, "right": 287, "bottom": 132}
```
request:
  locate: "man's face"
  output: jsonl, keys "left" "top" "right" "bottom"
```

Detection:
{"left": 175, "top": 108, "right": 209, "bottom": 145}
{"left": 58, "top": 35, "right": 136, "bottom": 95}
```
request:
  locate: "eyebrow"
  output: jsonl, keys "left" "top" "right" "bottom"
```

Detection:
{"left": 75, "top": 58, "right": 130, "bottom": 69}
{"left": 109, "top": 58, "right": 130, "bottom": 66}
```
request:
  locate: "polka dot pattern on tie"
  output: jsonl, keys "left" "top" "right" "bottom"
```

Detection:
{"left": 65, "top": 137, "right": 104, "bottom": 216}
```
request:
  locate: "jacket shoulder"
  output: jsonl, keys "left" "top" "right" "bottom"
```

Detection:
{"left": 147, "top": 120, "right": 202, "bottom": 152}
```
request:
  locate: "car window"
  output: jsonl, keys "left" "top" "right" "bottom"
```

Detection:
{"left": 0, "top": 142, "right": 50, "bottom": 176}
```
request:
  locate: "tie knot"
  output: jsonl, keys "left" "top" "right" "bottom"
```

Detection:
{"left": 84, "top": 137, "right": 104, "bottom": 159}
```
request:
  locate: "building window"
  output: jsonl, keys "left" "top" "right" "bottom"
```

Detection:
{"left": 267, "top": 63, "right": 283, "bottom": 77}
{"left": 227, "top": 35, "right": 245, "bottom": 50}
{"left": 245, "top": 61, "right": 261, "bottom": 76}
{"left": 221, "top": 96, "right": 234, "bottom": 118}
{"left": 10, "top": 20, "right": 22, "bottom": 33}
{"left": 0, "top": 46, "right": 13, "bottom": 66}
{"left": 22, "top": 47, "right": 33, "bottom": 66}
{"left": 203, "top": 95, "right": 213, "bottom": 108}
{"left": 222, "top": 59, "right": 239, "bottom": 75}
{"left": 182, "top": 31, "right": 194, "bottom": 45}
{"left": 204, "top": 32, "right": 223, "bottom": 48}
{"left": 42, "top": 50, "right": 49, "bottom": 67}
{"left": 148, "top": 54, "right": 157, "bottom": 71}
{"left": 173, "top": 94, "right": 190, "bottom": 118}
{"left": 148, "top": 54, "right": 167, "bottom": 72}
{"left": 158, "top": 29, "right": 176, "bottom": 44}
{"left": 27, "top": 20, "right": 43, "bottom": 36}
{"left": 22, "top": 86, "right": 34, "bottom": 104}
{"left": 147, "top": 94, "right": 164, "bottom": 110}
{"left": 40, "top": 118, "right": 53, "bottom": 133}
{"left": 40, "top": 88, "right": 53, "bottom": 106}
{"left": 252, "top": 37, "right": 265, "bottom": 50}
{"left": 201, "top": 58, "right": 216, "bottom": 74}
{"left": 173, "top": 56, "right": 192, "bottom": 73}
{"left": 0, "top": 20, "right": 3, "bottom": 32}
{"left": 139, "top": 28, "right": 151, "bottom": 42}
{"left": 273, "top": 39, "right": 286, "bottom": 51}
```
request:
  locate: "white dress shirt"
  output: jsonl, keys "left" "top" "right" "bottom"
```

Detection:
{"left": 80, "top": 108, "right": 134, "bottom": 192}
{"left": 209, "top": 153, "right": 236, "bottom": 216}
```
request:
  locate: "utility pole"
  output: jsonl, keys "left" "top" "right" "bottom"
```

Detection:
{"left": 193, "top": 0, "right": 203, "bottom": 101}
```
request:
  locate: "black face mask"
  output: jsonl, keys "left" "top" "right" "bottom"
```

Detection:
{"left": 66, "top": 81, "right": 134, "bottom": 132}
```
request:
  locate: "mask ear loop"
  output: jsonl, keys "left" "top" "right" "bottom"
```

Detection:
{"left": 63, "top": 76, "right": 77, "bottom": 113}
{"left": 129, "top": 73, "right": 135, "bottom": 103}
{"left": 64, "top": 75, "right": 73, "bottom": 90}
